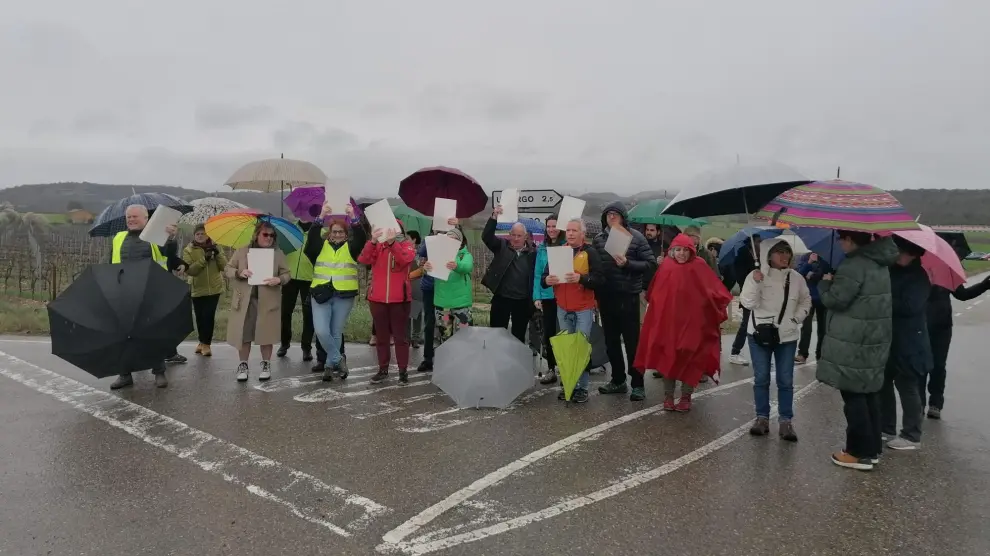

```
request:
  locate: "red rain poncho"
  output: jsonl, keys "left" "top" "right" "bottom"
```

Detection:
{"left": 634, "top": 233, "right": 732, "bottom": 386}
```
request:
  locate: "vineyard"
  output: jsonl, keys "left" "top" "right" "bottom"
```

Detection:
{"left": 0, "top": 225, "right": 109, "bottom": 301}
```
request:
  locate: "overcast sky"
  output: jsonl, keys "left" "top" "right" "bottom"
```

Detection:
{"left": 1, "top": 1, "right": 987, "bottom": 195}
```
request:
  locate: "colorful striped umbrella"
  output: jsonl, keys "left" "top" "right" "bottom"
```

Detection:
{"left": 204, "top": 209, "right": 305, "bottom": 253}
{"left": 755, "top": 180, "right": 919, "bottom": 232}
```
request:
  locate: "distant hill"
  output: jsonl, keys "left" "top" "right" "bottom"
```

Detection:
{"left": 0, "top": 182, "right": 985, "bottom": 225}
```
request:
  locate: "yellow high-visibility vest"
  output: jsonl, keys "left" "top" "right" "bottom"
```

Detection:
{"left": 310, "top": 241, "right": 358, "bottom": 291}
{"left": 111, "top": 231, "right": 167, "bottom": 269}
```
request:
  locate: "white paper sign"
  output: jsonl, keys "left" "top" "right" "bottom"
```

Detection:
{"left": 604, "top": 227, "right": 633, "bottom": 257}
{"left": 364, "top": 199, "right": 401, "bottom": 237}
{"left": 424, "top": 234, "right": 461, "bottom": 282}
{"left": 497, "top": 188, "right": 519, "bottom": 223}
{"left": 546, "top": 246, "right": 574, "bottom": 280}
{"left": 324, "top": 185, "right": 351, "bottom": 216}
{"left": 139, "top": 205, "right": 181, "bottom": 246}
{"left": 433, "top": 198, "right": 457, "bottom": 232}
{"left": 556, "top": 196, "right": 586, "bottom": 224}
{"left": 247, "top": 248, "right": 275, "bottom": 285}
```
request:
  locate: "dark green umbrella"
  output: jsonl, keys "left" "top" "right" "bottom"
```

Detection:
{"left": 391, "top": 202, "right": 433, "bottom": 240}
{"left": 628, "top": 199, "right": 708, "bottom": 227}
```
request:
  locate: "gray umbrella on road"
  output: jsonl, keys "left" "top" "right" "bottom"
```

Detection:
{"left": 433, "top": 327, "right": 535, "bottom": 409}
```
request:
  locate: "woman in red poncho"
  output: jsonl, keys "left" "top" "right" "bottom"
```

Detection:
{"left": 634, "top": 233, "right": 732, "bottom": 412}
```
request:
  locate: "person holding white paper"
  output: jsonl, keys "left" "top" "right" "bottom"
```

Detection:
{"left": 482, "top": 205, "right": 538, "bottom": 343}
{"left": 497, "top": 188, "right": 518, "bottom": 222}
{"left": 423, "top": 227, "right": 474, "bottom": 343}
{"left": 225, "top": 221, "right": 291, "bottom": 383}
{"left": 432, "top": 198, "right": 457, "bottom": 232}
{"left": 541, "top": 218, "right": 604, "bottom": 404}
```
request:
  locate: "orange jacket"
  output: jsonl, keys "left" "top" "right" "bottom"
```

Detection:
{"left": 541, "top": 244, "right": 604, "bottom": 312}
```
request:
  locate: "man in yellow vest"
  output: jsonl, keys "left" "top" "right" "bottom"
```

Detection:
{"left": 108, "top": 204, "right": 181, "bottom": 390}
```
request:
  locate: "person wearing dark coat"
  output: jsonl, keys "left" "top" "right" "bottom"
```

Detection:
{"left": 482, "top": 206, "right": 538, "bottom": 343}
{"left": 593, "top": 202, "right": 657, "bottom": 402}
{"left": 923, "top": 276, "right": 990, "bottom": 418}
{"left": 881, "top": 236, "right": 932, "bottom": 451}
{"left": 728, "top": 236, "right": 761, "bottom": 365}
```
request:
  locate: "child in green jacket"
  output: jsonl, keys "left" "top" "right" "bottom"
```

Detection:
{"left": 425, "top": 227, "right": 473, "bottom": 341}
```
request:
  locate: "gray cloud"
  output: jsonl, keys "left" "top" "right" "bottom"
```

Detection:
{"left": 195, "top": 103, "right": 275, "bottom": 130}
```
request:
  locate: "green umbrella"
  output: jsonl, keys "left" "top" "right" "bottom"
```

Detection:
{"left": 550, "top": 331, "right": 592, "bottom": 401}
{"left": 628, "top": 199, "right": 708, "bottom": 227}
{"left": 391, "top": 202, "right": 433, "bottom": 240}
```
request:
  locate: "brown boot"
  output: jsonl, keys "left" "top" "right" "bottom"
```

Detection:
{"left": 194, "top": 343, "right": 203, "bottom": 355}
{"left": 749, "top": 417, "right": 770, "bottom": 436}
{"left": 201, "top": 344, "right": 212, "bottom": 357}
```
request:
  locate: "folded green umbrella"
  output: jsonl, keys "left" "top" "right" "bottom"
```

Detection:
{"left": 628, "top": 199, "right": 708, "bottom": 227}
{"left": 550, "top": 331, "right": 592, "bottom": 401}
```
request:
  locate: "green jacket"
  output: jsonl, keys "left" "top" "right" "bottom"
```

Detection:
{"left": 434, "top": 247, "right": 474, "bottom": 310}
{"left": 285, "top": 249, "right": 315, "bottom": 282}
{"left": 815, "top": 236, "right": 899, "bottom": 393}
{"left": 183, "top": 243, "right": 228, "bottom": 297}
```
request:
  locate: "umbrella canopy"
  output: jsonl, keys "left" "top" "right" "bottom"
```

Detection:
{"left": 178, "top": 197, "right": 248, "bottom": 225}
{"left": 204, "top": 209, "right": 305, "bottom": 253}
{"left": 661, "top": 162, "right": 811, "bottom": 217}
{"left": 432, "top": 327, "right": 535, "bottom": 409}
{"left": 550, "top": 331, "right": 592, "bottom": 401}
{"left": 89, "top": 193, "right": 193, "bottom": 237}
{"left": 392, "top": 203, "right": 433, "bottom": 241}
{"left": 934, "top": 231, "right": 971, "bottom": 260}
{"left": 48, "top": 259, "right": 193, "bottom": 378}
{"left": 887, "top": 225, "right": 967, "bottom": 290}
{"left": 224, "top": 157, "right": 327, "bottom": 192}
{"left": 718, "top": 226, "right": 843, "bottom": 268}
{"left": 283, "top": 186, "right": 361, "bottom": 223}
{"left": 755, "top": 180, "right": 919, "bottom": 232}
{"left": 495, "top": 218, "right": 545, "bottom": 235}
{"left": 628, "top": 199, "right": 708, "bottom": 227}
{"left": 398, "top": 166, "right": 488, "bottom": 217}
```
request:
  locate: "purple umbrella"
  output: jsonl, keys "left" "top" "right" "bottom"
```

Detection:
{"left": 398, "top": 166, "right": 488, "bottom": 217}
{"left": 283, "top": 186, "right": 361, "bottom": 222}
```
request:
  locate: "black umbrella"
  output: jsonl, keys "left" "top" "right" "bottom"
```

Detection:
{"left": 48, "top": 259, "right": 193, "bottom": 378}
{"left": 935, "top": 231, "right": 971, "bottom": 260}
{"left": 661, "top": 162, "right": 811, "bottom": 217}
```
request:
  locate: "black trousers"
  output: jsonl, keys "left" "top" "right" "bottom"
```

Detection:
{"left": 423, "top": 288, "right": 437, "bottom": 362}
{"left": 600, "top": 293, "right": 644, "bottom": 388}
{"left": 924, "top": 325, "right": 953, "bottom": 409}
{"left": 191, "top": 294, "right": 220, "bottom": 345}
{"left": 281, "top": 279, "right": 314, "bottom": 350}
{"left": 540, "top": 299, "right": 559, "bottom": 369}
{"left": 798, "top": 299, "right": 827, "bottom": 359}
{"left": 880, "top": 363, "right": 924, "bottom": 442}
{"left": 731, "top": 307, "right": 751, "bottom": 355}
{"left": 840, "top": 390, "right": 883, "bottom": 459}
{"left": 490, "top": 295, "right": 534, "bottom": 344}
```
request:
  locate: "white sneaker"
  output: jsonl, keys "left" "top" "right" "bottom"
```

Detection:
{"left": 259, "top": 360, "right": 272, "bottom": 381}
{"left": 236, "top": 362, "right": 248, "bottom": 382}
{"left": 886, "top": 437, "right": 921, "bottom": 451}
{"left": 729, "top": 354, "right": 749, "bottom": 366}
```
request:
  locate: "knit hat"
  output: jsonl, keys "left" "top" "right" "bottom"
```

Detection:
{"left": 446, "top": 227, "right": 464, "bottom": 244}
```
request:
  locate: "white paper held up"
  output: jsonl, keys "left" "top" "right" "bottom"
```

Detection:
{"left": 546, "top": 246, "right": 574, "bottom": 280}
{"left": 139, "top": 205, "right": 181, "bottom": 246}
{"left": 604, "top": 227, "right": 633, "bottom": 257}
{"left": 324, "top": 184, "right": 351, "bottom": 216}
{"left": 497, "top": 188, "right": 519, "bottom": 223}
{"left": 424, "top": 234, "right": 461, "bottom": 281}
{"left": 556, "top": 196, "right": 586, "bottom": 224}
{"left": 247, "top": 248, "right": 275, "bottom": 286}
{"left": 364, "top": 199, "right": 401, "bottom": 238}
{"left": 433, "top": 198, "right": 457, "bottom": 232}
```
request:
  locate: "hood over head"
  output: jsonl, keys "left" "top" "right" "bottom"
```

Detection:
{"left": 758, "top": 237, "right": 795, "bottom": 274}
{"left": 669, "top": 233, "right": 697, "bottom": 260}
{"left": 600, "top": 201, "right": 628, "bottom": 229}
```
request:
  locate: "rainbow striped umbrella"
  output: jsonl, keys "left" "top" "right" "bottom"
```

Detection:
{"left": 755, "top": 180, "right": 919, "bottom": 232}
{"left": 204, "top": 209, "right": 305, "bottom": 253}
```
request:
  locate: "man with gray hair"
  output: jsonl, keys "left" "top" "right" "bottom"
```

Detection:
{"left": 482, "top": 205, "right": 537, "bottom": 343}
{"left": 106, "top": 203, "right": 183, "bottom": 390}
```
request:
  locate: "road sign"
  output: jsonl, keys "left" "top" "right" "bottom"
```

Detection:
{"left": 492, "top": 189, "right": 562, "bottom": 210}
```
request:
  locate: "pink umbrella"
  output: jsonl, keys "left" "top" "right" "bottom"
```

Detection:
{"left": 889, "top": 225, "right": 966, "bottom": 290}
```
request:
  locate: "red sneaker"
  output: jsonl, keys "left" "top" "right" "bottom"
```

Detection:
{"left": 662, "top": 397, "right": 676, "bottom": 411}
{"left": 675, "top": 394, "right": 692, "bottom": 412}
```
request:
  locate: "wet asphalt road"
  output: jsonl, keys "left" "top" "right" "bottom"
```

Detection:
{"left": 2, "top": 288, "right": 989, "bottom": 556}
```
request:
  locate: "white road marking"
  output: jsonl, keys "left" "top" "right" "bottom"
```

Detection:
{"left": 379, "top": 373, "right": 771, "bottom": 549}
{"left": 295, "top": 373, "right": 433, "bottom": 402}
{"left": 379, "top": 379, "right": 822, "bottom": 555}
{"left": 975, "top": 299, "right": 984, "bottom": 306}
{"left": 254, "top": 365, "right": 383, "bottom": 392}
{"left": 0, "top": 350, "right": 390, "bottom": 537}
{"left": 967, "top": 305, "right": 975, "bottom": 310}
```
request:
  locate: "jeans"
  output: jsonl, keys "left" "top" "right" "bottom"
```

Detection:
{"left": 490, "top": 295, "right": 534, "bottom": 344}
{"left": 311, "top": 295, "right": 356, "bottom": 367}
{"left": 880, "top": 362, "right": 924, "bottom": 442}
{"left": 748, "top": 339, "right": 797, "bottom": 420}
{"left": 924, "top": 325, "right": 952, "bottom": 409}
{"left": 191, "top": 294, "right": 220, "bottom": 345}
{"left": 557, "top": 307, "right": 594, "bottom": 390}
{"left": 731, "top": 307, "right": 751, "bottom": 355}
{"left": 281, "top": 279, "right": 314, "bottom": 350}
{"left": 798, "top": 299, "right": 826, "bottom": 359}
{"left": 599, "top": 293, "right": 644, "bottom": 388}
{"left": 840, "top": 390, "right": 883, "bottom": 459}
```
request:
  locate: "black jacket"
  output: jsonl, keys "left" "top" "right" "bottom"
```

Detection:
{"left": 927, "top": 278, "right": 990, "bottom": 330}
{"left": 592, "top": 202, "right": 657, "bottom": 297}
{"left": 888, "top": 259, "right": 933, "bottom": 377}
{"left": 481, "top": 217, "right": 537, "bottom": 295}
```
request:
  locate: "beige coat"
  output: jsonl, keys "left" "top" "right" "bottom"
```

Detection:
{"left": 225, "top": 247, "right": 291, "bottom": 346}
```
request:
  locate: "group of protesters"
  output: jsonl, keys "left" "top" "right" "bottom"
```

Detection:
{"left": 108, "top": 199, "right": 990, "bottom": 472}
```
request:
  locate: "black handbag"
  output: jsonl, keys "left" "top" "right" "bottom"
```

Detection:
{"left": 310, "top": 283, "right": 334, "bottom": 304}
{"left": 751, "top": 272, "right": 790, "bottom": 348}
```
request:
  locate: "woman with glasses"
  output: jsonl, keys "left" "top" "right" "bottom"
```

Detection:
{"left": 225, "top": 221, "right": 291, "bottom": 382}
{"left": 303, "top": 203, "right": 367, "bottom": 382}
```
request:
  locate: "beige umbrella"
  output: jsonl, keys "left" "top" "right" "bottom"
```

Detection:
{"left": 224, "top": 156, "right": 327, "bottom": 192}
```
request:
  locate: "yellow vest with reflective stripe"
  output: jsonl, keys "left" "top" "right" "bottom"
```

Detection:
{"left": 310, "top": 241, "right": 358, "bottom": 290}
{"left": 111, "top": 231, "right": 167, "bottom": 268}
